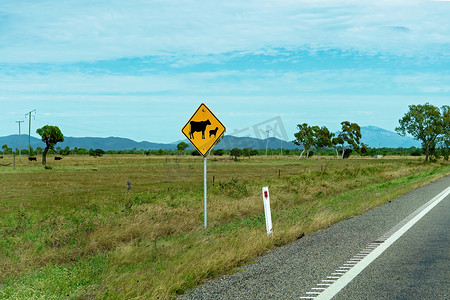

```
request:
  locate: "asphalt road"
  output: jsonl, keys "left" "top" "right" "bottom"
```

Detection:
{"left": 180, "top": 175, "right": 450, "bottom": 300}
{"left": 334, "top": 189, "right": 449, "bottom": 300}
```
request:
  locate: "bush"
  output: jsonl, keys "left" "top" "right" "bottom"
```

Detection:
{"left": 230, "top": 148, "right": 242, "bottom": 160}
{"left": 213, "top": 149, "right": 224, "bottom": 156}
{"left": 410, "top": 149, "right": 422, "bottom": 156}
{"left": 191, "top": 150, "right": 201, "bottom": 156}
{"left": 342, "top": 149, "right": 352, "bottom": 159}
{"left": 89, "top": 149, "right": 105, "bottom": 157}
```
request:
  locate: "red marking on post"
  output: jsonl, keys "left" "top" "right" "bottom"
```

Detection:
{"left": 374, "top": 241, "right": 383, "bottom": 243}
{"left": 264, "top": 191, "right": 268, "bottom": 198}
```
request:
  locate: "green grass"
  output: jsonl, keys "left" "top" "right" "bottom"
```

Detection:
{"left": 0, "top": 154, "right": 449, "bottom": 299}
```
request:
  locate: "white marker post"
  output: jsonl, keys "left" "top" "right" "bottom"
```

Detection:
{"left": 262, "top": 187, "right": 273, "bottom": 236}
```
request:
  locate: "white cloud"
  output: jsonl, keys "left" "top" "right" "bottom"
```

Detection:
{"left": 1, "top": 0, "right": 449, "bottom": 63}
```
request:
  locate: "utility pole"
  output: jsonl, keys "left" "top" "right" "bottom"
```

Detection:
{"left": 280, "top": 139, "right": 283, "bottom": 158}
{"left": 15, "top": 120, "right": 24, "bottom": 161}
{"left": 265, "top": 129, "right": 271, "bottom": 157}
{"left": 25, "top": 110, "right": 36, "bottom": 158}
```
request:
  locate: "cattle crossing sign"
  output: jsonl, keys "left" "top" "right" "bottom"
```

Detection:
{"left": 182, "top": 103, "right": 225, "bottom": 229}
{"left": 182, "top": 103, "right": 226, "bottom": 157}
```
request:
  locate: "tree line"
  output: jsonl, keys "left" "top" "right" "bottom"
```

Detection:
{"left": 293, "top": 121, "right": 365, "bottom": 159}
{"left": 292, "top": 103, "right": 449, "bottom": 162}
{"left": 2, "top": 103, "right": 448, "bottom": 164}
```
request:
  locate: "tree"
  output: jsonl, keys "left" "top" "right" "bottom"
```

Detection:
{"left": 230, "top": 148, "right": 242, "bottom": 160}
{"left": 312, "top": 126, "right": 333, "bottom": 156}
{"left": 1, "top": 144, "right": 12, "bottom": 154}
{"left": 440, "top": 105, "right": 450, "bottom": 160}
{"left": 293, "top": 123, "right": 314, "bottom": 159}
{"left": 337, "top": 121, "right": 362, "bottom": 159}
{"left": 242, "top": 147, "right": 252, "bottom": 158}
{"left": 60, "top": 146, "right": 71, "bottom": 156}
{"left": 36, "top": 125, "right": 64, "bottom": 165}
{"left": 35, "top": 147, "right": 44, "bottom": 155}
{"left": 213, "top": 149, "right": 224, "bottom": 156}
{"left": 331, "top": 135, "right": 344, "bottom": 159}
{"left": 360, "top": 143, "right": 369, "bottom": 156}
{"left": 89, "top": 148, "right": 105, "bottom": 157}
{"left": 250, "top": 149, "right": 259, "bottom": 156}
{"left": 177, "top": 142, "right": 189, "bottom": 155}
{"left": 396, "top": 103, "right": 445, "bottom": 162}
{"left": 191, "top": 150, "right": 201, "bottom": 156}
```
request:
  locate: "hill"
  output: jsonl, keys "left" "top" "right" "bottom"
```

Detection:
{"left": 360, "top": 126, "right": 419, "bottom": 148}
{"left": 0, "top": 135, "right": 177, "bottom": 151}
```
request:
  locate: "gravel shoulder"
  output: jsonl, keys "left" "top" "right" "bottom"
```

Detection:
{"left": 180, "top": 175, "right": 450, "bottom": 299}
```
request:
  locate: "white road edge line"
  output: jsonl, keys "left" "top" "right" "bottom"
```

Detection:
{"left": 315, "top": 186, "right": 450, "bottom": 300}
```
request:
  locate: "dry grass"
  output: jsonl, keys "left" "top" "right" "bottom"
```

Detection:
{"left": 0, "top": 154, "right": 449, "bottom": 299}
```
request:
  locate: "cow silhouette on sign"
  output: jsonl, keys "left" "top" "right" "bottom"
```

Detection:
{"left": 189, "top": 119, "right": 211, "bottom": 139}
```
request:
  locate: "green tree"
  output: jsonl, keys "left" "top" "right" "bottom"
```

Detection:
{"left": 89, "top": 148, "right": 105, "bottom": 157}
{"left": 337, "top": 121, "right": 362, "bottom": 159}
{"left": 191, "top": 150, "right": 201, "bottom": 156}
{"left": 440, "top": 105, "right": 450, "bottom": 160}
{"left": 293, "top": 123, "right": 314, "bottom": 159}
{"left": 230, "top": 148, "right": 242, "bottom": 160}
{"left": 312, "top": 126, "right": 333, "bottom": 156}
{"left": 1, "top": 144, "right": 12, "bottom": 154}
{"left": 35, "top": 147, "right": 44, "bottom": 155}
{"left": 360, "top": 143, "right": 369, "bottom": 156}
{"left": 396, "top": 103, "right": 446, "bottom": 162}
{"left": 177, "top": 142, "right": 189, "bottom": 155}
{"left": 250, "top": 149, "right": 259, "bottom": 156}
{"left": 242, "top": 147, "right": 252, "bottom": 158}
{"left": 332, "top": 135, "right": 344, "bottom": 159}
{"left": 60, "top": 146, "right": 71, "bottom": 156}
{"left": 213, "top": 149, "right": 224, "bottom": 156}
{"left": 36, "top": 125, "right": 64, "bottom": 165}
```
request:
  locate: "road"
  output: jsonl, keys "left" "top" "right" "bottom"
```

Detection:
{"left": 333, "top": 189, "right": 449, "bottom": 299}
{"left": 180, "top": 175, "right": 450, "bottom": 299}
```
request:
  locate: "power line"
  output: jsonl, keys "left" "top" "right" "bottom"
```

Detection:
{"left": 265, "top": 129, "right": 271, "bottom": 157}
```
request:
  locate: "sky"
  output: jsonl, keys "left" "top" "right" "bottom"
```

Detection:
{"left": 1, "top": 0, "right": 450, "bottom": 143}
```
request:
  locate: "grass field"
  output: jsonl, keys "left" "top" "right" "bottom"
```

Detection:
{"left": 0, "top": 154, "right": 449, "bottom": 299}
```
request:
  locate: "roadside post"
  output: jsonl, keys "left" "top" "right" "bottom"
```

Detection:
{"left": 182, "top": 103, "right": 226, "bottom": 229}
{"left": 262, "top": 186, "right": 273, "bottom": 236}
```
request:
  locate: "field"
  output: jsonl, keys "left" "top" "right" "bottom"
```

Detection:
{"left": 0, "top": 154, "right": 449, "bottom": 299}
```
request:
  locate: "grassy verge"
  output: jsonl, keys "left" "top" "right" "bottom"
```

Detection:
{"left": 0, "top": 155, "right": 449, "bottom": 299}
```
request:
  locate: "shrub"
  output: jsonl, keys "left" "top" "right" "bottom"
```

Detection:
{"left": 213, "top": 149, "right": 224, "bottom": 156}
{"left": 89, "top": 149, "right": 105, "bottom": 157}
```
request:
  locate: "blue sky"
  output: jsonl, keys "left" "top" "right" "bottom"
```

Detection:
{"left": 1, "top": 0, "right": 449, "bottom": 143}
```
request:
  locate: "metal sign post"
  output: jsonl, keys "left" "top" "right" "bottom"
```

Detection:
{"left": 203, "top": 156, "right": 207, "bottom": 229}
{"left": 182, "top": 103, "right": 226, "bottom": 229}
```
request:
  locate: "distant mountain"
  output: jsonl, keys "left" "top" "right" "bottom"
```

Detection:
{"left": 214, "top": 136, "right": 298, "bottom": 150}
{"left": 0, "top": 135, "right": 179, "bottom": 151}
{"left": 59, "top": 137, "right": 177, "bottom": 151}
{"left": 213, "top": 126, "right": 420, "bottom": 149}
{"left": 0, "top": 135, "right": 43, "bottom": 150}
{"left": 360, "top": 126, "right": 420, "bottom": 148}
{"left": 0, "top": 126, "right": 420, "bottom": 151}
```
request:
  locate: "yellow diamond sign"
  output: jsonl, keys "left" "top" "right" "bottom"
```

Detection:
{"left": 182, "top": 103, "right": 226, "bottom": 157}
